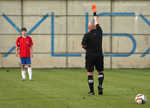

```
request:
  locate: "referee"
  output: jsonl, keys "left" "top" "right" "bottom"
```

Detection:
{"left": 81, "top": 12, "right": 104, "bottom": 95}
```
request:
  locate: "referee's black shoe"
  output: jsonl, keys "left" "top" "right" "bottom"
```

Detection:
{"left": 88, "top": 91, "right": 95, "bottom": 95}
{"left": 98, "top": 86, "right": 103, "bottom": 95}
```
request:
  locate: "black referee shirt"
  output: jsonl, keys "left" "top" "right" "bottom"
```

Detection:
{"left": 82, "top": 24, "right": 103, "bottom": 54}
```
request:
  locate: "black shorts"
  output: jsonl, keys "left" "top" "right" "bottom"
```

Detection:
{"left": 85, "top": 53, "right": 104, "bottom": 72}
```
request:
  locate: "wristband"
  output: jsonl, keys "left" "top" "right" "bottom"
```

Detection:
{"left": 93, "top": 12, "right": 97, "bottom": 16}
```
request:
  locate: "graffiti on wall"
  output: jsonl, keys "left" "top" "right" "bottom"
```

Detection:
{"left": 1, "top": 12, "right": 150, "bottom": 58}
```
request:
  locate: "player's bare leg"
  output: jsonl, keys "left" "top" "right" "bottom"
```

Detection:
{"left": 88, "top": 72, "right": 95, "bottom": 95}
{"left": 21, "top": 65, "right": 26, "bottom": 80}
{"left": 97, "top": 71, "right": 104, "bottom": 95}
{"left": 28, "top": 65, "right": 32, "bottom": 80}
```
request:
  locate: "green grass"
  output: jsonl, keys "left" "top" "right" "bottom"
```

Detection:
{"left": 0, "top": 69, "right": 149, "bottom": 108}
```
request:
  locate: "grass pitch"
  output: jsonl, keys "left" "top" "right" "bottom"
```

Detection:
{"left": 0, "top": 68, "right": 149, "bottom": 108}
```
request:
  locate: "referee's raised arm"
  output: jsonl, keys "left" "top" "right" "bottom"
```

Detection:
{"left": 93, "top": 12, "right": 103, "bottom": 36}
{"left": 94, "top": 15, "right": 99, "bottom": 25}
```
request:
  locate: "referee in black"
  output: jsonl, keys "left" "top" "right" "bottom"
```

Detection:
{"left": 81, "top": 11, "right": 104, "bottom": 95}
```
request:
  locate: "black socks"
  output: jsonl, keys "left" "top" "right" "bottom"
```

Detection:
{"left": 88, "top": 73, "right": 104, "bottom": 93}
{"left": 98, "top": 73, "right": 104, "bottom": 88}
{"left": 88, "top": 75, "right": 94, "bottom": 92}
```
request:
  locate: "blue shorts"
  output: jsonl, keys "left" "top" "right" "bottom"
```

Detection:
{"left": 20, "top": 58, "right": 31, "bottom": 65}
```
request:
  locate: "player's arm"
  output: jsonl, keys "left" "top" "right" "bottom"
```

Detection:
{"left": 15, "top": 38, "right": 20, "bottom": 57}
{"left": 30, "top": 37, "right": 34, "bottom": 57}
{"left": 81, "top": 34, "right": 88, "bottom": 49}
{"left": 30, "top": 47, "right": 33, "bottom": 57}
{"left": 16, "top": 47, "right": 19, "bottom": 57}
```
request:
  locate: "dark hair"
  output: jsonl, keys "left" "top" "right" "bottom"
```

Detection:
{"left": 21, "top": 27, "right": 27, "bottom": 32}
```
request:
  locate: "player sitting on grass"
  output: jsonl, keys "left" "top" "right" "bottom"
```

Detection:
{"left": 16, "top": 27, "right": 33, "bottom": 81}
